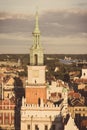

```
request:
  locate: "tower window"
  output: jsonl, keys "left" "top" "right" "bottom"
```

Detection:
{"left": 34, "top": 54, "right": 38, "bottom": 65}
{"left": 45, "top": 125, "right": 48, "bottom": 130}
{"left": 35, "top": 125, "right": 39, "bottom": 130}
{"left": 38, "top": 98, "right": 41, "bottom": 106}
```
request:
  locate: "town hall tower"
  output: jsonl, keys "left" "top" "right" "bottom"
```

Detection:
{"left": 26, "top": 11, "right": 46, "bottom": 105}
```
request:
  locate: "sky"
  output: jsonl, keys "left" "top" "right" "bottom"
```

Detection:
{"left": 0, "top": 0, "right": 87, "bottom": 54}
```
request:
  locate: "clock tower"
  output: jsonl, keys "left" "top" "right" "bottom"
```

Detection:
{"left": 26, "top": 11, "right": 47, "bottom": 105}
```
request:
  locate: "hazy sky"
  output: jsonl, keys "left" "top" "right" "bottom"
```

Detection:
{"left": 0, "top": 0, "right": 87, "bottom": 54}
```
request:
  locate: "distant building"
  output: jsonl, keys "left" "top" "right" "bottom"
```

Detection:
{"left": 18, "top": 59, "right": 21, "bottom": 67}
{"left": 0, "top": 61, "right": 19, "bottom": 67}
{"left": 81, "top": 67, "right": 87, "bottom": 79}
{"left": 3, "top": 77, "right": 15, "bottom": 99}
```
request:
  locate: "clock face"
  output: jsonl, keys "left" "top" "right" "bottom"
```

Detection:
{"left": 33, "top": 70, "right": 39, "bottom": 77}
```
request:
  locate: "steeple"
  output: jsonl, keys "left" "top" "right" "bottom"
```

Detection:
{"left": 30, "top": 11, "right": 44, "bottom": 66}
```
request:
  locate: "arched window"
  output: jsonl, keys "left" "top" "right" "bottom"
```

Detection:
{"left": 34, "top": 54, "right": 38, "bottom": 65}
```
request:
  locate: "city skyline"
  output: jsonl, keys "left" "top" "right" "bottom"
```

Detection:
{"left": 0, "top": 0, "right": 87, "bottom": 54}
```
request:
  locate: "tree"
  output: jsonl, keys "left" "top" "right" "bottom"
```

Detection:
{"left": 63, "top": 73, "right": 70, "bottom": 83}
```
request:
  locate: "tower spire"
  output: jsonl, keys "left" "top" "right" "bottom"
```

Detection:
{"left": 34, "top": 10, "right": 40, "bottom": 33}
{"left": 34, "top": 11, "right": 40, "bottom": 33}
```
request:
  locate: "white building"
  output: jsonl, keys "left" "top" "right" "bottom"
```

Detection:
{"left": 81, "top": 67, "right": 87, "bottom": 79}
{"left": 21, "top": 98, "right": 62, "bottom": 130}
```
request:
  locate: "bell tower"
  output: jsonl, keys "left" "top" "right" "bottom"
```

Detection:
{"left": 26, "top": 11, "right": 46, "bottom": 105}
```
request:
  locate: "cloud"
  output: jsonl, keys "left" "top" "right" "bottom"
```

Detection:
{"left": 40, "top": 9, "right": 87, "bottom": 37}
{"left": 76, "top": 1, "right": 87, "bottom": 7}
{"left": 0, "top": 12, "right": 33, "bottom": 20}
{"left": 0, "top": 35, "right": 87, "bottom": 54}
{"left": 0, "top": 40, "right": 30, "bottom": 54}
{"left": 0, "top": 9, "right": 87, "bottom": 38}
{"left": 0, "top": 0, "right": 80, "bottom": 13}
{"left": 0, "top": 13, "right": 34, "bottom": 35}
{"left": 0, "top": 33, "right": 32, "bottom": 41}
{"left": 0, "top": 9, "right": 87, "bottom": 54}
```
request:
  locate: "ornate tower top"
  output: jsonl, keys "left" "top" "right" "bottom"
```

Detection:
{"left": 30, "top": 11, "right": 44, "bottom": 66}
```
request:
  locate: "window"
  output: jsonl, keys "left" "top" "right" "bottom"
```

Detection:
{"left": 84, "top": 73, "right": 85, "bottom": 76}
{"left": 0, "top": 113, "right": 2, "bottom": 117}
{"left": 45, "top": 125, "right": 48, "bottom": 130}
{"left": 11, "top": 112, "right": 14, "bottom": 118}
{"left": 27, "top": 124, "right": 30, "bottom": 130}
{"left": 34, "top": 54, "right": 38, "bottom": 65}
{"left": 38, "top": 98, "right": 41, "bottom": 106}
{"left": 35, "top": 125, "right": 39, "bottom": 130}
{"left": 12, "top": 119, "right": 14, "bottom": 124}
{"left": 0, "top": 119, "right": 2, "bottom": 124}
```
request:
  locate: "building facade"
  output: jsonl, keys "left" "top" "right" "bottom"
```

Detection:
{"left": 0, "top": 99, "right": 15, "bottom": 130}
